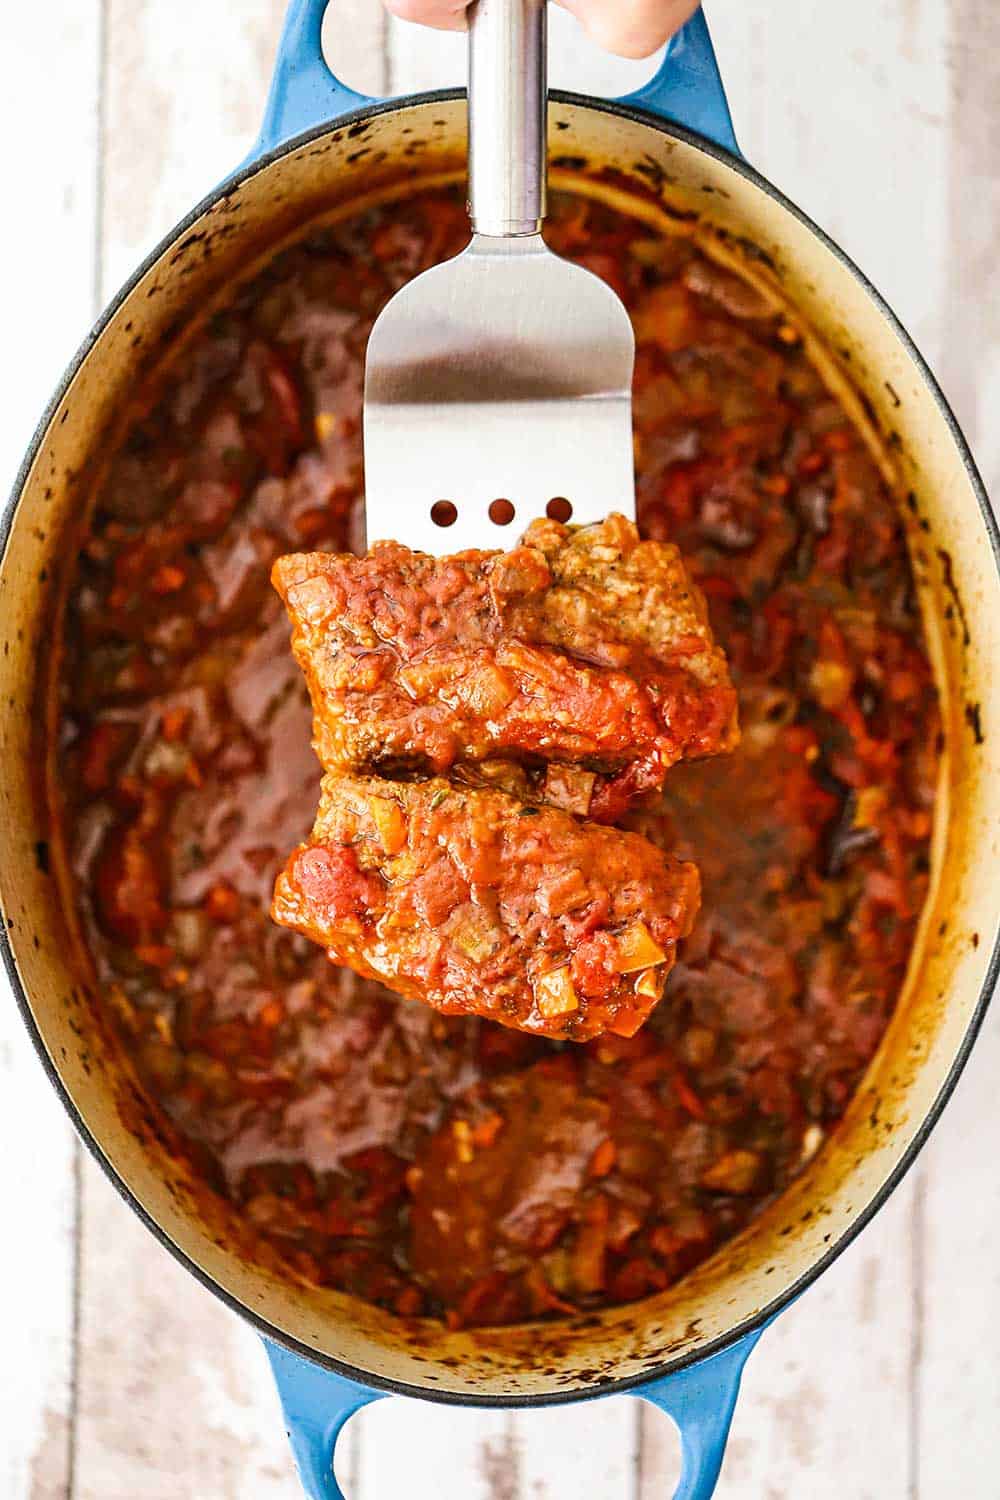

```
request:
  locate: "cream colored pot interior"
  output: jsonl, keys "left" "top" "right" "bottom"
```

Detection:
{"left": 2, "top": 98, "right": 997, "bottom": 1398}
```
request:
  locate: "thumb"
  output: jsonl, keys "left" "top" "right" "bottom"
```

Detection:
{"left": 383, "top": 0, "right": 469, "bottom": 32}
{"left": 554, "top": 0, "right": 699, "bottom": 59}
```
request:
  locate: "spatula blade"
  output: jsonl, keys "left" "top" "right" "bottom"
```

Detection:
{"left": 363, "top": 234, "right": 635, "bottom": 555}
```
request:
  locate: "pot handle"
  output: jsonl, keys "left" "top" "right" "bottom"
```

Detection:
{"left": 265, "top": 1339, "right": 386, "bottom": 1498}
{"left": 265, "top": 1326, "right": 762, "bottom": 1499}
{"left": 248, "top": 0, "right": 738, "bottom": 169}
{"left": 615, "top": 8, "right": 739, "bottom": 158}
{"left": 246, "top": 1, "right": 738, "bottom": 168}
{"left": 633, "top": 1327, "right": 762, "bottom": 1498}
{"left": 245, "top": 0, "right": 380, "bottom": 166}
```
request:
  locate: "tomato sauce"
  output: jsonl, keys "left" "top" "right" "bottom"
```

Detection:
{"left": 58, "top": 188, "right": 938, "bottom": 1325}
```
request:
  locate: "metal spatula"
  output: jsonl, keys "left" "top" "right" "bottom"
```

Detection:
{"left": 363, "top": 0, "right": 636, "bottom": 556}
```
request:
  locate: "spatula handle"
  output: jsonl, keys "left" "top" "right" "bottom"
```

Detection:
{"left": 468, "top": 0, "right": 547, "bottom": 237}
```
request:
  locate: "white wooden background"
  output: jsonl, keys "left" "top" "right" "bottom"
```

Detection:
{"left": 1, "top": 2, "right": 997, "bottom": 1495}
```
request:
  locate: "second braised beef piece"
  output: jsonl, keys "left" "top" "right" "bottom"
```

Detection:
{"left": 272, "top": 770, "right": 701, "bottom": 1042}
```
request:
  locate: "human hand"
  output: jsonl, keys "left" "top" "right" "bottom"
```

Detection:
{"left": 383, "top": 0, "right": 700, "bottom": 60}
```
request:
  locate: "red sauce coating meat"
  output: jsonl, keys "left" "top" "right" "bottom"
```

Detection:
{"left": 273, "top": 512, "right": 732, "bottom": 1034}
{"left": 58, "top": 188, "right": 939, "bottom": 1325}
{"left": 273, "top": 772, "right": 700, "bottom": 1040}
{"left": 273, "top": 514, "right": 737, "bottom": 816}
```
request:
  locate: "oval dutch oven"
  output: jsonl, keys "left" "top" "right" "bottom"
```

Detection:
{"left": 4, "top": 3, "right": 999, "bottom": 1495}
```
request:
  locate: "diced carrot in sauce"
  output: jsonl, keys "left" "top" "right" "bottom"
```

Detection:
{"left": 589, "top": 1139, "right": 618, "bottom": 1178}
{"left": 203, "top": 882, "right": 241, "bottom": 923}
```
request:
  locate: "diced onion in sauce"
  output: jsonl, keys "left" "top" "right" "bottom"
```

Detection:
{"left": 456, "top": 665, "right": 515, "bottom": 716}
{"left": 368, "top": 796, "right": 406, "bottom": 854}
{"left": 538, "top": 867, "right": 590, "bottom": 917}
{"left": 534, "top": 966, "right": 579, "bottom": 1018}
{"left": 809, "top": 658, "right": 852, "bottom": 710}
{"left": 451, "top": 1119, "right": 474, "bottom": 1164}
{"left": 615, "top": 921, "right": 667, "bottom": 973}
{"left": 634, "top": 966, "right": 665, "bottom": 1000}
{"left": 451, "top": 908, "right": 503, "bottom": 962}
{"left": 700, "top": 1149, "right": 761, "bottom": 1194}
{"left": 170, "top": 907, "right": 209, "bottom": 960}
{"left": 854, "top": 786, "right": 888, "bottom": 828}
{"left": 543, "top": 765, "right": 596, "bottom": 816}
{"left": 143, "top": 739, "right": 193, "bottom": 784}
{"left": 472, "top": 760, "right": 533, "bottom": 800}
{"left": 314, "top": 411, "right": 337, "bottom": 444}
{"left": 286, "top": 574, "right": 335, "bottom": 627}
{"left": 800, "top": 1124, "right": 824, "bottom": 1163}
{"left": 386, "top": 850, "right": 421, "bottom": 882}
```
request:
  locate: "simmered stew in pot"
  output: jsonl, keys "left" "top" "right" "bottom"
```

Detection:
{"left": 57, "top": 188, "right": 938, "bottom": 1327}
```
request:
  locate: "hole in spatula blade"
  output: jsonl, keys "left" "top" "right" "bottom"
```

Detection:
{"left": 488, "top": 498, "right": 516, "bottom": 526}
{"left": 430, "top": 500, "right": 458, "bottom": 528}
{"left": 547, "top": 497, "right": 573, "bottom": 522}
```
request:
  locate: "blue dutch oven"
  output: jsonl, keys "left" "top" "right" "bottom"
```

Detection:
{"left": 3, "top": 3, "right": 998, "bottom": 1496}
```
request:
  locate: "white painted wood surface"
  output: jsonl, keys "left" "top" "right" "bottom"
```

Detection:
{"left": 2, "top": 2, "right": 997, "bottom": 1497}
{"left": 0, "top": 5, "right": 101, "bottom": 1497}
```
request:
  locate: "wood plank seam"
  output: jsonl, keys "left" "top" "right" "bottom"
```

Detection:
{"left": 67, "top": 1149, "right": 82, "bottom": 1500}
{"left": 67, "top": 4, "right": 112, "bottom": 1492}
{"left": 908, "top": 1169, "right": 927, "bottom": 1500}
{"left": 93, "top": 0, "right": 110, "bottom": 313}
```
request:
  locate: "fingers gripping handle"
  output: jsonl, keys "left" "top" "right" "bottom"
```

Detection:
{"left": 247, "top": 1, "right": 738, "bottom": 171}
{"left": 265, "top": 1340, "right": 384, "bottom": 1499}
